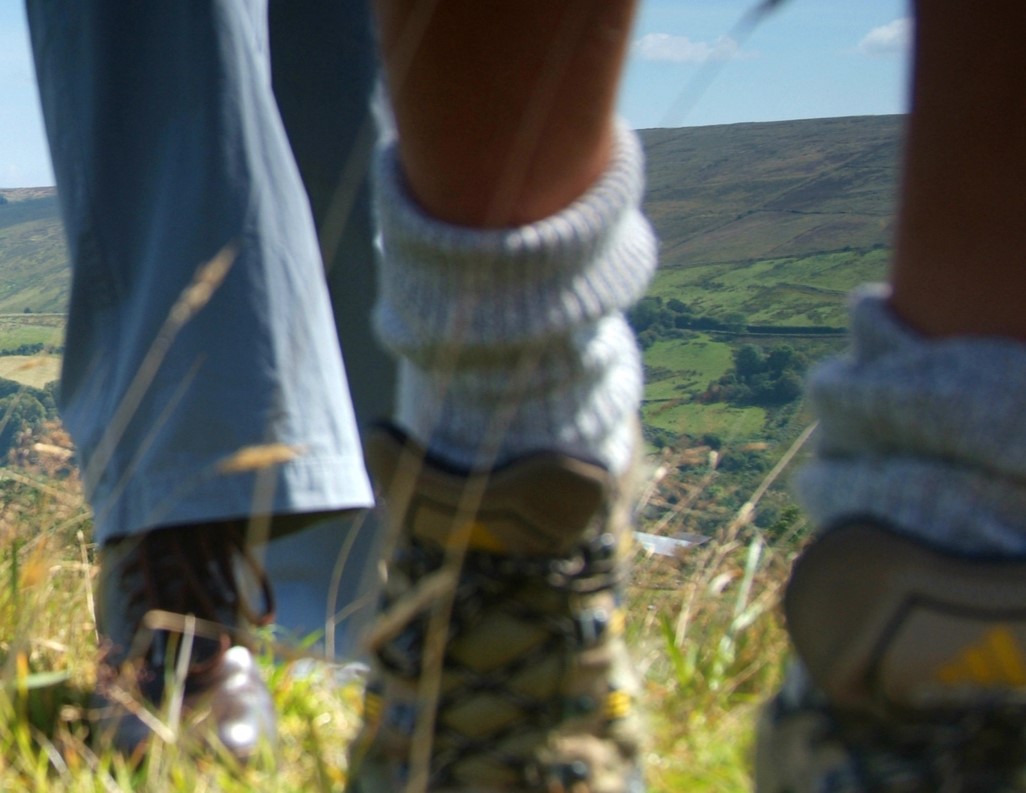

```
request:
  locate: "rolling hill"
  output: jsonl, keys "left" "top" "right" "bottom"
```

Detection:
{"left": 0, "top": 114, "right": 904, "bottom": 320}
{"left": 641, "top": 114, "right": 901, "bottom": 267}
{"left": 0, "top": 187, "right": 69, "bottom": 315}
{"left": 0, "top": 115, "right": 905, "bottom": 449}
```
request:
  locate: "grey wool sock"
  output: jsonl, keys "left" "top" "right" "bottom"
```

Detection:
{"left": 372, "top": 122, "right": 656, "bottom": 475}
{"left": 797, "top": 284, "right": 1026, "bottom": 555}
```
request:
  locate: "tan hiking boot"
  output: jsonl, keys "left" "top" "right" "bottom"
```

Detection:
{"left": 757, "top": 521, "right": 1026, "bottom": 792}
{"left": 345, "top": 424, "right": 644, "bottom": 793}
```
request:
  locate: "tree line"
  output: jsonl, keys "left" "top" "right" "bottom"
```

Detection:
{"left": 628, "top": 296, "right": 748, "bottom": 349}
{"left": 702, "top": 343, "right": 806, "bottom": 407}
{"left": 627, "top": 296, "right": 809, "bottom": 409}
{"left": 0, "top": 342, "right": 63, "bottom": 356}
{"left": 0, "top": 378, "right": 59, "bottom": 461}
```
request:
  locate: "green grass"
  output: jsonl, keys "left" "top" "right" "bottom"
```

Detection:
{"left": 644, "top": 400, "right": 767, "bottom": 442}
{"left": 648, "top": 248, "right": 890, "bottom": 328}
{"left": 0, "top": 430, "right": 366, "bottom": 791}
{"left": 630, "top": 521, "right": 800, "bottom": 792}
{"left": 644, "top": 334, "right": 734, "bottom": 398}
{"left": 0, "top": 326, "right": 63, "bottom": 350}
{"left": 0, "top": 420, "right": 800, "bottom": 792}
{"left": 0, "top": 116, "right": 903, "bottom": 790}
{"left": 640, "top": 333, "right": 770, "bottom": 443}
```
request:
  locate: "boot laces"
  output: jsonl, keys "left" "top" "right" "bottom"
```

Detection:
{"left": 120, "top": 522, "right": 275, "bottom": 676}
{"left": 373, "top": 529, "right": 622, "bottom": 788}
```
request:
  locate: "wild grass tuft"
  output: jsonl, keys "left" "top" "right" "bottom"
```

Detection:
{"left": 0, "top": 419, "right": 802, "bottom": 791}
{"left": 629, "top": 529, "right": 795, "bottom": 793}
{"left": 0, "top": 423, "right": 368, "bottom": 791}
{"left": 627, "top": 432, "right": 811, "bottom": 793}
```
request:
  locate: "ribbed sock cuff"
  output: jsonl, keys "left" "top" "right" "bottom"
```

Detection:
{"left": 372, "top": 123, "right": 656, "bottom": 473}
{"left": 797, "top": 285, "right": 1026, "bottom": 553}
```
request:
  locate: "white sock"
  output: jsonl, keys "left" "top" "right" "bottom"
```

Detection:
{"left": 798, "top": 285, "right": 1026, "bottom": 554}
{"left": 372, "top": 123, "right": 656, "bottom": 474}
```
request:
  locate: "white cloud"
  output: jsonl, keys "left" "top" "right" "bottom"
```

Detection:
{"left": 633, "top": 33, "right": 743, "bottom": 64}
{"left": 858, "top": 18, "right": 912, "bottom": 57}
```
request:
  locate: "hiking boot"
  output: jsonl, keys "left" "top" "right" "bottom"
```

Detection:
{"left": 345, "top": 424, "right": 644, "bottom": 793}
{"left": 756, "top": 521, "right": 1026, "bottom": 792}
{"left": 92, "top": 522, "right": 278, "bottom": 761}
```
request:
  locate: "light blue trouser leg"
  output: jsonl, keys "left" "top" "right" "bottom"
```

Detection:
{"left": 265, "top": 0, "right": 389, "bottom": 658}
{"left": 26, "top": 1, "right": 373, "bottom": 542}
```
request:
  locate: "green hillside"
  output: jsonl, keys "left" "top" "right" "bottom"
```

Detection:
{"left": 641, "top": 114, "right": 901, "bottom": 266}
{"left": 634, "top": 115, "right": 902, "bottom": 452}
{"left": 0, "top": 115, "right": 904, "bottom": 458}
{"left": 0, "top": 188, "right": 70, "bottom": 315}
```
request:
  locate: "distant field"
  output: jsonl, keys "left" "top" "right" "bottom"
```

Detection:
{"left": 644, "top": 333, "right": 734, "bottom": 400}
{"left": 640, "top": 333, "right": 765, "bottom": 441}
{"left": 643, "top": 398, "right": 766, "bottom": 441}
{"left": 638, "top": 248, "right": 888, "bottom": 444}
{"left": 0, "top": 355, "right": 60, "bottom": 388}
{"left": 0, "top": 316, "right": 65, "bottom": 388}
{"left": 0, "top": 316, "right": 65, "bottom": 351}
{"left": 649, "top": 248, "right": 890, "bottom": 328}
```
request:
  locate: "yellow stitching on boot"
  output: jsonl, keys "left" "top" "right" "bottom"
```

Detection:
{"left": 604, "top": 690, "right": 631, "bottom": 721}
{"left": 936, "top": 626, "right": 1026, "bottom": 687}
{"left": 363, "top": 691, "right": 383, "bottom": 725}
{"left": 618, "top": 529, "right": 634, "bottom": 558}
{"left": 609, "top": 608, "right": 626, "bottom": 637}
{"left": 459, "top": 521, "right": 508, "bottom": 554}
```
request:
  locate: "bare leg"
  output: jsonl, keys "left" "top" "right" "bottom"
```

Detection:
{"left": 891, "top": 0, "right": 1026, "bottom": 339}
{"left": 349, "top": 4, "right": 653, "bottom": 791}
{"left": 758, "top": 4, "right": 1026, "bottom": 789}
{"left": 374, "top": 0, "right": 639, "bottom": 227}
{"left": 370, "top": 0, "right": 654, "bottom": 477}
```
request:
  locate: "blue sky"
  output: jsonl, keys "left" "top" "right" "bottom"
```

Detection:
{"left": 623, "top": 0, "right": 910, "bottom": 128}
{"left": 0, "top": 0, "right": 910, "bottom": 188}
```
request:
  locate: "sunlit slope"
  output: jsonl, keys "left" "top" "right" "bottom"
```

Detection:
{"left": 0, "top": 188, "right": 70, "bottom": 315}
